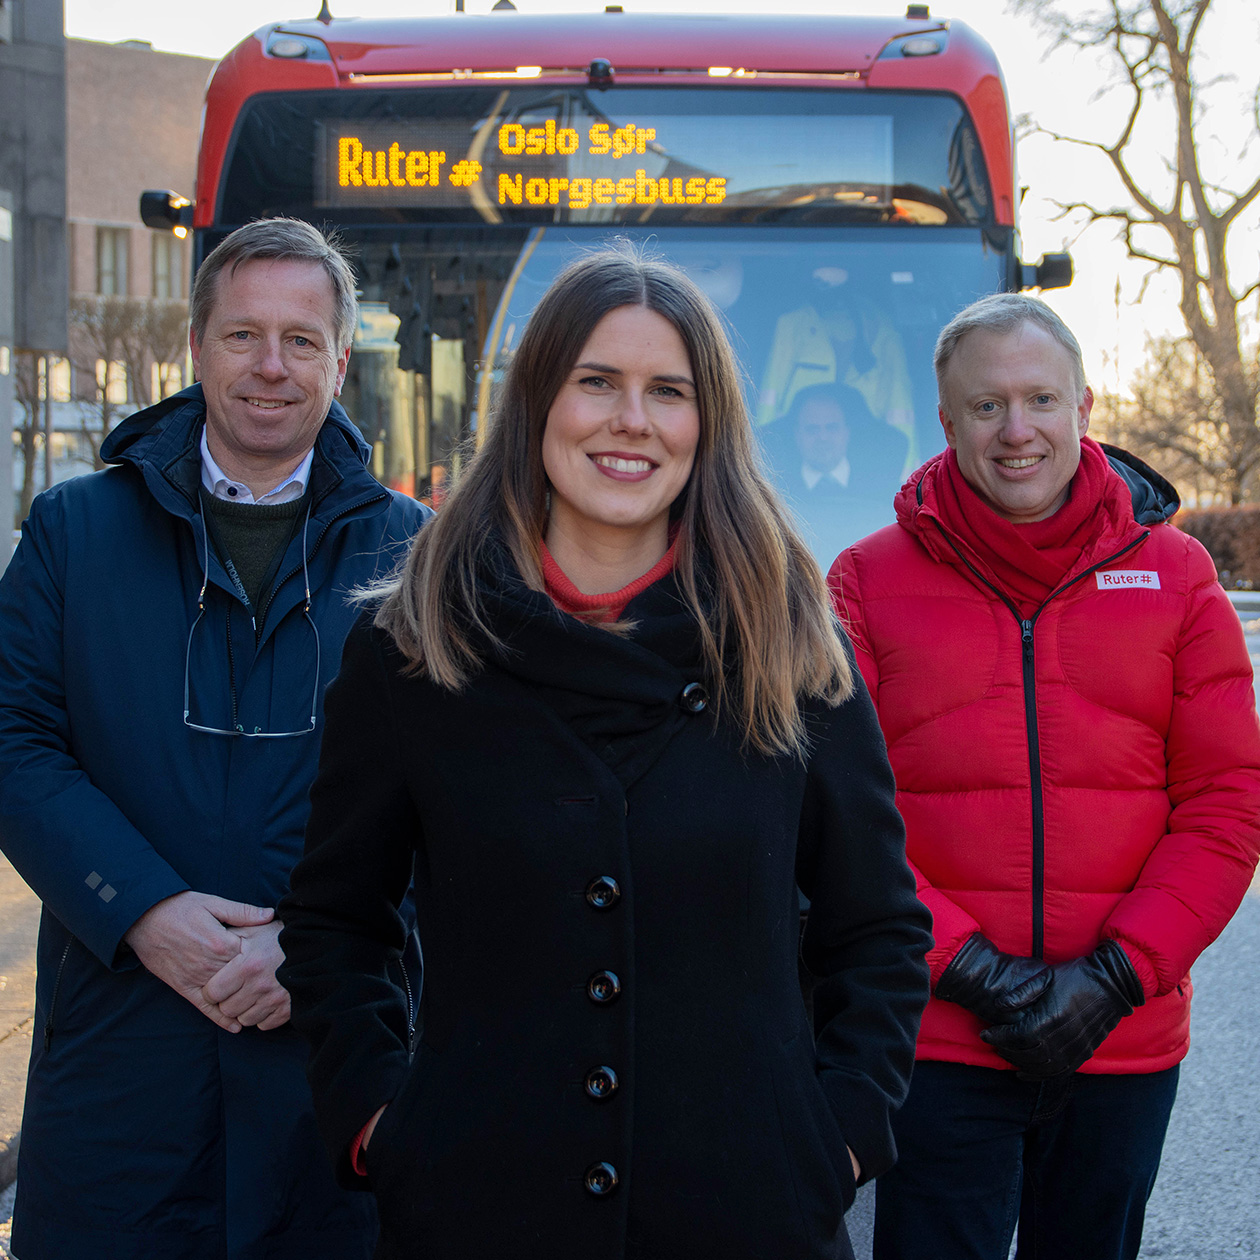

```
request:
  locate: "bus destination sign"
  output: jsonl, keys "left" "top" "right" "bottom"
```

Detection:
{"left": 312, "top": 105, "right": 897, "bottom": 221}
{"left": 317, "top": 117, "right": 727, "bottom": 214}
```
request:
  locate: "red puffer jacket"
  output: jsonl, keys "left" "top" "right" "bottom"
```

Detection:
{"left": 830, "top": 444, "right": 1260, "bottom": 1074}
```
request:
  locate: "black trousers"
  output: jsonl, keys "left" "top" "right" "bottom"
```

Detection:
{"left": 873, "top": 1060, "right": 1179, "bottom": 1260}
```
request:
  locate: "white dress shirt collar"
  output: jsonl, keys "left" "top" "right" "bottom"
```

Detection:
{"left": 200, "top": 428, "right": 313, "bottom": 505}
{"left": 801, "top": 455, "right": 851, "bottom": 492}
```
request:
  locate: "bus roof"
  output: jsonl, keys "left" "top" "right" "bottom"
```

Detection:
{"left": 195, "top": 9, "right": 1014, "bottom": 225}
{"left": 267, "top": 12, "right": 944, "bottom": 76}
{"left": 234, "top": 10, "right": 998, "bottom": 79}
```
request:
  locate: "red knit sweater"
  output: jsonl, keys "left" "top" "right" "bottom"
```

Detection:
{"left": 540, "top": 539, "right": 678, "bottom": 621}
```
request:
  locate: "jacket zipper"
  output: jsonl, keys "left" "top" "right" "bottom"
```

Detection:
{"left": 932, "top": 522, "right": 1149, "bottom": 957}
{"left": 395, "top": 959, "right": 417, "bottom": 1054}
{"left": 1017, "top": 617, "right": 1045, "bottom": 955}
{"left": 44, "top": 937, "right": 75, "bottom": 1050}
{"left": 225, "top": 609, "right": 240, "bottom": 731}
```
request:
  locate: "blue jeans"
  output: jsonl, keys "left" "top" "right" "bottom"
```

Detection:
{"left": 873, "top": 1061, "right": 1179, "bottom": 1260}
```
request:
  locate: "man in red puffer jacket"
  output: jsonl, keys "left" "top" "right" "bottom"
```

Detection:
{"left": 830, "top": 293, "right": 1260, "bottom": 1260}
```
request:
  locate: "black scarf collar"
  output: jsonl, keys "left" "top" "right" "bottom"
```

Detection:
{"left": 475, "top": 539, "right": 710, "bottom": 789}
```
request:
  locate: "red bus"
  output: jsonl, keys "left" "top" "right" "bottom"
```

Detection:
{"left": 143, "top": 4, "right": 1069, "bottom": 566}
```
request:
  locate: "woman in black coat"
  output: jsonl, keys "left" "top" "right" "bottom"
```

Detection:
{"left": 278, "top": 249, "right": 931, "bottom": 1260}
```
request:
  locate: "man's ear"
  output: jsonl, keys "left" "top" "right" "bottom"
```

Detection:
{"left": 189, "top": 328, "right": 201, "bottom": 381}
{"left": 334, "top": 345, "right": 351, "bottom": 398}
{"left": 1078, "top": 386, "right": 1094, "bottom": 437}
{"left": 939, "top": 404, "right": 957, "bottom": 449}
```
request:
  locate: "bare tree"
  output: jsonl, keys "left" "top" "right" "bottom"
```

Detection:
{"left": 12, "top": 350, "right": 43, "bottom": 523}
{"left": 124, "top": 299, "right": 190, "bottom": 409}
{"left": 1096, "top": 331, "right": 1260, "bottom": 503}
{"left": 1015, "top": 0, "right": 1260, "bottom": 491}
{"left": 68, "top": 295, "right": 189, "bottom": 468}
{"left": 69, "top": 295, "right": 139, "bottom": 469}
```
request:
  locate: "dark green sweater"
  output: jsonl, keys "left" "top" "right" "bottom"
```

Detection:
{"left": 202, "top": 491, "right": 308, "bottom": 621}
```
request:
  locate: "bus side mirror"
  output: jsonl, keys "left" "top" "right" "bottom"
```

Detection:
{"left": 140, "top": 190, "right": 194, "bottom": 233}
{"left": 1020, "top": 252, "right": 1073, "bottom": 291}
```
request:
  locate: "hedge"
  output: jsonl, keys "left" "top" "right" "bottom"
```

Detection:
{"left": 1175, "top": 506, "right": 1260, "bottom": 589}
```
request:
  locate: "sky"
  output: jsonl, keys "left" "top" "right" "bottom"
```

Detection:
{"left": 63, "top": 0, "right": 1260, "bottom": 398}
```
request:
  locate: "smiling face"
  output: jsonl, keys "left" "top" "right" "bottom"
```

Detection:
{"left": 542, "top": 305, "right": 700, "bottom": 573}
{"left": 191, "top": 258, "right": 350, "bottom": 495}
{"left": 939, "top": 321, "right": 1092, "bottom": 524}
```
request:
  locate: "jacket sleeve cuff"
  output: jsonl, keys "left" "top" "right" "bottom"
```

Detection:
{"left": 0, "top": 799, "right": 192, "bottom": 971}
{"left": 102, "top": 873, "right": 195, "bottom": 971}
{"left": 321, "top": 1055, "right": 411, "bottom": 1191}
{"left": 926, "top": 921, "right": 978, "bottom": 987}
{"left": 816, "top": 1069, "right": 897, "bottom": 1186}
{"left": 1108, "top": 936, "right": 1159, "bottom": 1001}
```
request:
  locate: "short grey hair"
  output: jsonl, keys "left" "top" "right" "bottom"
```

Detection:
{"left": 189, "top": 218, "right": 358, "bottom": 352}
{"left": 934, "top": 293, "right": 1086, "bottom": 413}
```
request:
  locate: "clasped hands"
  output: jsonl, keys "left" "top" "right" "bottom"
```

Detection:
{"left": 123, "top": 890, "right": 291, "bottom": 1033}
{"left": 934, "top": 933, "right": 1145, "bottom": 1079}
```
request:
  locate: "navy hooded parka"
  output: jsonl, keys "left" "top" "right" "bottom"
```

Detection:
{"left": 0, "top": 385, "right": 429, "bottom": 1259}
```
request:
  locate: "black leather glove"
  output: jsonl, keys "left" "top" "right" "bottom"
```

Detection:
{"left": 934, "top": 933, "right": 1054, "bottom": 1025}
{"left": 981, "top": 939, "right": 1146, "bottom": 1079}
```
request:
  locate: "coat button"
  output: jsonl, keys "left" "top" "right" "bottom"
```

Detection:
{"left": 679, "top": 682, "right": 708, "bottom": 713}
{"left": 586, "top": 970, "right": 621, "bottom": 1004}
{"left": 584, "top": 1161, "right": 619, "bottom": 1196}
{"left": 585, "top": 1065, "right": 619, "bottom": 1101}
{"left": 585, "top": 876, "right": 621, "bottom": 910}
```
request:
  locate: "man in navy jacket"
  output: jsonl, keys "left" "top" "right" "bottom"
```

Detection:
{"left": 0, "top": 218, "right": 429, "bottom": 1258}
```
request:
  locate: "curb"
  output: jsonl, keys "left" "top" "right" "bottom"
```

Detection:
{"left": 0, "top": 1133, "right": 18, "bottom": 1194}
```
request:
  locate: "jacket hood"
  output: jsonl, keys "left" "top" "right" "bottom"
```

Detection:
{"left": 100, "top": 384, "right": 374, "bottom": 471}
{"left": 894, "top": 437, "right": 1180, "bottom": 542}
{"left": 1098, "top": 442, "right": 1180, "bottom": 525}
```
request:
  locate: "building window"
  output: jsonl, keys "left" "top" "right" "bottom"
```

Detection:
{"left": 151, "top": 360, "right": 183, "bottom": 401}
{"left": 96, "top": 359, "right": 128, "bottom": 405}
{"left": 50, "top": 358, "right": 71, "bottom": 402}
{"left": 97, "top": 228, "right": 130, "bottom": 296}
{"left": 152, "top": 234, "right": 184, "bottom": 300}
{"left": 31, "top": 357, "right": 71, "bottom": 401}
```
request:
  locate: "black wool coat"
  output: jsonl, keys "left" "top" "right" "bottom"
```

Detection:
{"left": 278, "top": 559, "right": 931, "bottom": 1260}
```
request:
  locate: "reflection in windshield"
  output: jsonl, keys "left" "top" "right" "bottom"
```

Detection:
{"left": 342, "top": 224, "right": 1008, "bottom": 569}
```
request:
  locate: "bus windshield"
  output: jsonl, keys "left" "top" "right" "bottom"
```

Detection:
{"left": 210, "top": 84, "right": 1012, "bottom": 568}
{"left": 330, "top": 223, "right": 1007, "bottom": 569}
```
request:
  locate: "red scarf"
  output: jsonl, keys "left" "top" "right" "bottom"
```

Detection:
{"left": 541, "top": 539, "right": 679, "bottom": 622}
{"left": 932, "top": 439, "right": 1114, "bottom": 616}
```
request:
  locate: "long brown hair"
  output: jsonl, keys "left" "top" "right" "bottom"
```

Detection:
{"left": 374, "top": 246, "right": 853, "bottom": 756}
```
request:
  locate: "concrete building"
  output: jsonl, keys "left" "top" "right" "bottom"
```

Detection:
{"left": 0, "top": 192, "right": 14, "bottom": 569}
{"left": 10, "top": 34, "right": 213, "bottom": 538}
{"left": 0, "top": 0, "right": 68, "bottom": 568}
